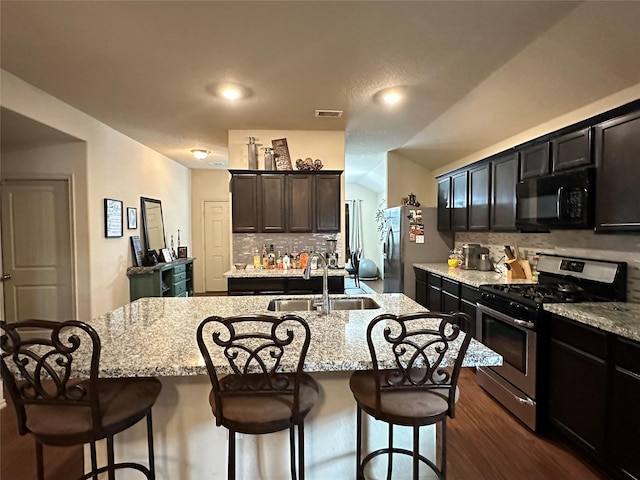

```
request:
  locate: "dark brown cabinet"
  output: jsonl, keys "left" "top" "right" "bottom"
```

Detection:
{"left": 437, "top": 177, "right": 451, "bottom": 232}
{"left": 414, "top": 267, "right": 427, "bottom": 308}
{"left": 468, "top": 163, "right": 490, "bottom": 231}
{"left": 230, "top": 170, "right": 342, "bottom": 233}
{"left": 231, "top": 173, "right": 260, "bottom": 233}
{"left": 548, "top": 315, "right": 640, "bottom": 479}
{"left": 315, "top": 173, "right": 341, "bottom": 232}
{"left": 451, "top": 171, "right": 468, "bottom": 231}
{"left": 460, "top": 284, "right": 479, "bottom": 336}
{"left": 227, "top": 276, "right": 344, "bottom": 296}
{"left": 552, "top": 127, "right": 592, "bottom": 172}
{"left": 594, "top": 111, "right": 640, "bottom": 232}
{"left": 287, "top": 174, "right": 314, "bottom": 232}
{"left": 260, "top": 174, "right": 286, "bottom": 232}
{"left": 610, "top": 337, "right": 640, "bottom": 480}
{"left": 549, "top": 315, "right": 608, "bottom": 463}
{"left": 519, "top": 142, "right": 551, "bottom": 179}
{"left": 490, "top": 152, "right": 519, "bottom": 231}
{"left": 426, "top": 272, "right": 442, "bottom": 311}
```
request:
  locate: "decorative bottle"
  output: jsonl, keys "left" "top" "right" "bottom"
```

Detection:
{"left": 247, "top": 137, "right": 258, "bottom": 170}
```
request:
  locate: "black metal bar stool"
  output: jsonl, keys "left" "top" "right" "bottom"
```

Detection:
{"left": 349, "top": 312, "right": 472, "bottom": 479}
{"left": 196, "top": 313, "right": 319, "bottom": 480}
{"left": 0, "top": 319, "right": 162, "bottom": 480}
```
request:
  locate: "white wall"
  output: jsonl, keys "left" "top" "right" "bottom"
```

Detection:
{"left": 1, "top": 70, "right": 191, "bottom": 317}
{"left": 386, "top": 151, "right": 437, "bottom": 207}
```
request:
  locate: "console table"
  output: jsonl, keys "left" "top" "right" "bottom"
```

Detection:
{"left": 126, "top": 258, "right": 194, "bottom": 301}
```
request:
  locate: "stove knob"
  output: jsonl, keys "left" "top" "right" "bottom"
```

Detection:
{"left": 509, "top": 301, "right": 522, "bottom": 310}
{"left": 481, "top": 292, "right": 494, "bottom": 302}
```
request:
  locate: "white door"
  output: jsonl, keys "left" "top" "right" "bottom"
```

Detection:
{"left": 204, "top": 201, "right": 230, "bottom": 292}
{"left": 1, "top": 179, "right": 74, "bottom": 322}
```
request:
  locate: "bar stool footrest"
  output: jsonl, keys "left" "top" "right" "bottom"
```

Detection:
{"left": 360, "top": 446, "right": 443, "bottom": 480}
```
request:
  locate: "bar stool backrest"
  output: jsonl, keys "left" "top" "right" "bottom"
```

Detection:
{"left": 365, "top": 312, "right": 473, "bottom": 418}
{"left": 0, "top": 319, "right": 102, "bottom": 435}
{"left": 197, "top": 314, "right": 312, "bottom": 424}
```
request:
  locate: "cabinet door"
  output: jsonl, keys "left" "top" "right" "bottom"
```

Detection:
{"left": 594, "top": 111, "right": 640, "bottom": 232}
{"left": 260, "top": 174, "right": 286, "bottom": 232}
{"left": 549, "top": 317, "right": 608, "bottom": 464}
{"left": 468, "top": 163, "right": 490, "bottom": 231}
{"left": 315, "top": 173, "right": 341, "bottom": 232}
{"left": 610, "top": 338, "right": 640, "bottom": 480}
{"left": 451, "top": 171, "right": 468, "bottom": 231}
{"left": 490, "top": 153, "right": 519, "bottom": 231}
{"left": 231, "top": 174, "right": 260, "bottom": 233}
{"left": 437, "top": 177, "right": 451, "bottom": 232}
{"left": 414, "top": 268, "right": 427, "bottom": 308}
{"left": 287, "top": 174, "right": 314, "bottom": 232}
{"left": 426, "top": 273, "right": 442, "bottom": 311}
{"left": 519, "top": 142, "right": 551, "bottom": 179}
{"left": 552, "top": 127, "right": 592, "bottom": 172}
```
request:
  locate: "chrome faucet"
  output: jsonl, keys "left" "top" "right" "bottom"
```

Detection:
{"left": 303, "top": 252, "right": 330, "bottom": 314}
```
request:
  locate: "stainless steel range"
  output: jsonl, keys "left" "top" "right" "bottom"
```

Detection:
{"left": 475, "top": 254, "right": 627, "bottom": 431}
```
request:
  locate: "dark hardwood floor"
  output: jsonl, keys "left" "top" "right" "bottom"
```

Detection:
{"left": 447, "top": 368, "right": 605, "bottom": 480}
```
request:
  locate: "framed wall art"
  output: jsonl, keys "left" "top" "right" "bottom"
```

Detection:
{"left": 127, "top": 207, "right": 137, "bottom": 229}
{"left": 177, "top": 246, "right": 188, "bottom": 259}
{"left": 104, "top": 198, "right": 123, "bottom": 238}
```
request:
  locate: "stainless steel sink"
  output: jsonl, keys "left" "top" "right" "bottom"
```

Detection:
{"left": 267, "top": 297, "right": 380, "bottom": 312}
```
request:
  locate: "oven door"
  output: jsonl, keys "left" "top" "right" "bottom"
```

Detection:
{"left": 476, "top": 303, "right": 537, "bottom": 398}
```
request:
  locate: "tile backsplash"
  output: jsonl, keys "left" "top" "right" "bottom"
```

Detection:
{"left": 233, "top": 233, "right": 342, "bottom": 265}
{"left": 456, "top": 231, "right": 640, "bottom": 303}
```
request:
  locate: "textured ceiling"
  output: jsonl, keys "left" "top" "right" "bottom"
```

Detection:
{"left": 2, "top": 1, "right": 640, "bottom": 192}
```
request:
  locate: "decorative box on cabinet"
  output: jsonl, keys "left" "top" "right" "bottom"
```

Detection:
{"left": 127, "top": 258, "right": 194, "bottom": 301}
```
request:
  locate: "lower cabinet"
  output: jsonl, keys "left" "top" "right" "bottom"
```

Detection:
{"left": 127, "top": 258, "right": 194, "bottom": 301}
{"left": 228, "top": 276, "right": 345, "bottom": 296}
{"left": 414, "top": 268, "right": 478, "bottom": 337}
{"left": 548, "top": 314, "right": 640, "bottom": 479}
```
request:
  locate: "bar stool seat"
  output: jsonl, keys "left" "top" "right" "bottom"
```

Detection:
{"left": 1, "top": 319, "right": 162, "bottom": 480}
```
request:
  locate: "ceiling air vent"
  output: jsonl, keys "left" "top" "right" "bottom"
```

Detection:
{"left": 315, "top": 110, "right": 343, "bottom": 118}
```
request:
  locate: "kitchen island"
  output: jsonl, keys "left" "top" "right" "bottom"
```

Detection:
{"left": 87, "top": 293, "right": 501, "bottom": 479}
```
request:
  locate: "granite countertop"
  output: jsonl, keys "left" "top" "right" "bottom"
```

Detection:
{"left": 545, "top": 302, "right": 640, "bottom": 343}
{"left": 413, "top": 262, "right": 533, "bottom": 287}
{"left": 415, "top": 263, "right": 640, "bottom": 343}
{"left": 224, "top": 267, "right": 349, "bottom": 278}
{"left": 87, "top": 294, "right": 501, "bottom": 378}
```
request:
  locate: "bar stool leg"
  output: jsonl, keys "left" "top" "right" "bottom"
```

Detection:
{"left": 386, "top": 423, "right": 394, "bottom": 480}
{"left": 413, "top": 426, "right": 419, "bottom": 480}
{"left": 298, "top": 423, "right": 305, "bottom": 480}
{"left": 147, "top": 412, "right": 156, "bottom": 479}
{"left": 90, "top": 441, "right": 99, "bottom": 480}
{"left": 107, "top": 435, "right": 115, "bottom": 480}
{"left": 289, "top": 425, "right": 297, "bottom": 480}
{"left": 228, "top": 430, "right": 236, "bottom": 480}
{"left": 441, "top": 419, "right": 447, "bottom": 478}
{"left": 35, "top": 439, "right": 45, "bottom": 480}
{"left": 356, "top": 405, "right": 363, "bottom": 480}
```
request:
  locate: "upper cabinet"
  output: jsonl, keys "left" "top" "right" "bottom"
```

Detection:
{"left": 519, "top": 142, "right": 551, "bottom": 179}
{"left": 451, "top": 170, "right": 468, "bottom": 231}
{"left": 230, "top": 170, "right": 342, "bottom": 234}
{"left": 490, "top": 152, "right": 519, "bottom": 231}
{"left": 594, "top": 110, "right": 640, "bottom": 232}
{"left": 437, "top": 177, "right": 451, "bottom": 232}
{"left": 468, "top": 163, "right": 491, "bottom": 231}
{"left": 551, "top": 127, "right": 592, "bottom": 172}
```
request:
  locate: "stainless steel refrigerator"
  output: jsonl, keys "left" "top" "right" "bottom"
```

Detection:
{"left": 383, "top": 206, "right": 453, "bottom": 299}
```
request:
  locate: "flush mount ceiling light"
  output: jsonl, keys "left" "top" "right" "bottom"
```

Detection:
{"left": 221, "top": 87, "right": 242, "bottom": 100}
{"left": 374, "top": 86, "right": 407, "bottom": 106}
{"left": 191, "top": 149, "right": 209, "bottom": 160}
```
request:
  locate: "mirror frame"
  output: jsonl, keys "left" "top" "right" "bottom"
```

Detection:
{"left": 140, "top": 196, "right": 167, "bottom": 256}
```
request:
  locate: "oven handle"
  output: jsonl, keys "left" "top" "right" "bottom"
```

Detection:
{"left": 477, "top": 303, "right": 536, "bottom": 330}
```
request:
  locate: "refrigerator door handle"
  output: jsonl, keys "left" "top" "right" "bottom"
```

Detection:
{"left": 385, "top": 225, "right": 394, "bottom": 260}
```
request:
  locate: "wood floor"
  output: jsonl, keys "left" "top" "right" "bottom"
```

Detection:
{"left": 1, "top": 367, "right": 604, "bottom": 480}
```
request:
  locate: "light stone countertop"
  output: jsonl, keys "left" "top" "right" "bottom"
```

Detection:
{"left": 545, "top": 302, "right": 640, "bottom": 343}
{"left": 224, "top": 267, "right": 349, "bottom": 278}
{"left": 88, "top": 294, "right": 502, "bottom": 378}
{"left": 413, "top": 262, "right": 534, "bottom": 287}
{"left": 415, "top": 263, "right": 640, "bottom": 344}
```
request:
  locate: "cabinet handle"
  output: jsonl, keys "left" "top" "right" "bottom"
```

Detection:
{"left": 599, "top": 223, "right": 640, "bottom": 226}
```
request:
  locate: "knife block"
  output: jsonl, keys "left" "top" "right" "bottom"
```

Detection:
{"left": 506, "top": 259, "right": 531, "bottom": 280}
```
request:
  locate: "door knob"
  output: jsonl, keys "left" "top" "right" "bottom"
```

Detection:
{"left": 1, "top": 274, "right": 12, "bottom": 281}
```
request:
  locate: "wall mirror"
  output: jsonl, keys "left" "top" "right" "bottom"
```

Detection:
{"left": 140, "top": 197, "right": 166, "bottom": 256}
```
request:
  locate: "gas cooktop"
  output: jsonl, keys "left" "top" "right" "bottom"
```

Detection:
{"left": 479, "top": 254, "right": 627, "bottom": 311}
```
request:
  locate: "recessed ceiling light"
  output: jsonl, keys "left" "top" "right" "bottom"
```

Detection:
{"left": 221, "top": 87, "right": 242, "bottom": 100}
{"left": 190, "top": 149, "right": 209, "bottom": 160}
{"left": 382, "top": 92, "right": 402, "bottom": 105}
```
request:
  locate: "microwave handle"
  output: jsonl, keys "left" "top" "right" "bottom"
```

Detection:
{"left": 556, "top": 186, "right": 565, "bottom": 219}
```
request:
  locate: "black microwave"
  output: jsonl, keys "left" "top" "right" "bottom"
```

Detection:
{"left": 515, "top": 167, "right": 595, "bottom": 231}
